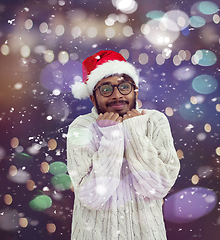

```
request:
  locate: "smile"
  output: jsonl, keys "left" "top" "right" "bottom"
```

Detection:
{"left": 107, "top": 101, "right": 128, "bottom": 110}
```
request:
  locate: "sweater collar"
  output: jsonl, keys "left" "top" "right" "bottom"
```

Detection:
{"left": 91, "top": 106, "right": 99, "bottom": 118}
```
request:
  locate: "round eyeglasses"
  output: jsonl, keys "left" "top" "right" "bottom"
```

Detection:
{"left": 93, "top": 82, "right": 136, "bottom": 97}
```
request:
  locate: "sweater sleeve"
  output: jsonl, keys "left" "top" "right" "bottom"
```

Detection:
{"left": 67, "top": 117, "right": 124, "bottom": 210}
{"left": 123, "top": 110, "right": 180, "bottom": 199}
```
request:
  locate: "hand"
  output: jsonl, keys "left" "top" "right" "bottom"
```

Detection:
{"left": 123, "top": 109, "right": 146, "bottom": 121}
{"left": 96, "top": 112, "right": 122, "bottom": 127}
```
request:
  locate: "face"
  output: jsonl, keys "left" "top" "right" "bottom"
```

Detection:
{"left": 90, "top": 75, "right": 138, "bottom": 116}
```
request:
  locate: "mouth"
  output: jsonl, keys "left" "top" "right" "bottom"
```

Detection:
{"left": 107, "top": 101, "right": 128, "bottom": 110}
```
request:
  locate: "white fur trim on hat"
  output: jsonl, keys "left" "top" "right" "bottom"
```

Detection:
{"left": 71, "top": 81, "right": 89, "bottom": 100}
{"left": 71, "top": 60, "right": 139, "bottom": 100}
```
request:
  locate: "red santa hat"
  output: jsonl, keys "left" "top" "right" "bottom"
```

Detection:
{"left": 71, "top": 50, "right": 139, "bottom": 99}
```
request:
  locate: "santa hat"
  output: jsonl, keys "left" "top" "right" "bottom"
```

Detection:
{"left": 71, "top": 50, "right": 139, "bottom": 99}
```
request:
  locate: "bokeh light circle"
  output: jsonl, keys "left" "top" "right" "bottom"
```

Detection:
{"left": 146, "top": 10, "right": 165, "bottom": 20}
{"left": 29, "top": 195, "right": 52, "bottom": 212}
{"left": 198, "top": 1, "right": 219, "bottom": 15}
{"left": 189, "top": 16, "right": 206, "bottom": 28}
{"left": 164, "top": 10, "right": 190, "bottom": 30}
{"left": 192, "top": 49, "right": 217, "bottom": 66}
{"left": 179, "top": 101, "right": 206, "bottom": 121}
{"left": 8, "top": 169, "right": 31, "bottom": 184}
{"left": 49, "top": 161, "right": 68, "bottom": 175}
{"left": 0, "top": 209, "right": 20, "bottom": 231}
{"left": 51, "top": 174, "right": 72, "bottom": 190}
{"left": 173, "top": 66, "right": 196, "bottom": 81}
{"left": 143, "top": 18, "right": 180, "bottom": 46}
{"left": 67, "top": 128, "right": 93, "bottom": 145}
{"left": 164, "top": 187, "right": 217, "bottom": 223}
{"left": 192, "top": 74, "right": 218, "bottom": 94}
{"left": 40, "top": 60, "right": 82, "bottom": 93}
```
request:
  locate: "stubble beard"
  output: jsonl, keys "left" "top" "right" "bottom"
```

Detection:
{"left": 94, "top": 92, "right": 137, "bottom": 117}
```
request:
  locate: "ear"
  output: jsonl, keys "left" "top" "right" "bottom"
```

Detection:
{"left": 90, "top": 95, "right": 96, "bottom": 106}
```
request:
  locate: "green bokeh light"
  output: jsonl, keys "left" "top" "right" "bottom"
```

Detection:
{"left": 49, "top": 161, "right": 68, "bottom": 175}
{"left": 29, "top": 195, "right": 52, "bottom": 212}
{"left": 146, "top": 10, "right": 165, "bottom": 20}
{"left": 51, "top": 174, "right": 72, "bottom": 191}
{"left": 192, "top": 74, "right": 218, "bottom": 94}
{"left": 195, "top": 49, "right": 217, "bottom": 66}
{"left": 198, "top": 1, "right": 219, "bottom": 15}
{"left": 189, "top": 16, "right": 206, "bottom": 28}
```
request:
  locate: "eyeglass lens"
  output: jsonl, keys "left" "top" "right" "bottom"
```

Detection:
{"left": 100, "top": 82, "right": 132, "bottom": 96}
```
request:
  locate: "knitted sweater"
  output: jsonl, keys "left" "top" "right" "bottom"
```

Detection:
{"left": 67, "top": 107, "right": 180, "bottom": 240}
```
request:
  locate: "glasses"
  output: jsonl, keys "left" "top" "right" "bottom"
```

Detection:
{"left": 93, "top": 82, "right": 135, "bottom": 97}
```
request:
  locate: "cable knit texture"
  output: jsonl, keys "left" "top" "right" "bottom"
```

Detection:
{"left": 67, "top": 107, "right": 180, "bottom": 240}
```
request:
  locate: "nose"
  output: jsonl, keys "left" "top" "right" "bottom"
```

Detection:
{"left": 111, "top": 86, "right": 123, "bottom": 99}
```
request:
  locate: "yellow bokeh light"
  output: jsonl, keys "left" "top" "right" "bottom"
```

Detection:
{"left": 156, "top": 54, "right": 165, "bottom": 65}
{"left": 204, "top": 123, "right": 211, "bottom": 133}
{"left": 10, "top": 137, "right": 19, "bottom": 148}
{"left": 4, "top": 194, "right": 13, "bottom": 205}
{"left": 190, "top": 96, "right": 197, "bottom": 105}
{"left": 185, "top": 50, "right": 191, "bottom": 61}
{"left": 24, "top": 19, "right": 33, "bottom": 30}
{"left": 48, "top": 139, "right": 57, "bottom": 150}
{"left": 55, "top": 24, "right": 65, "bottom": 36}
{"left": 20, "top": 45, "right": 31, "bottom": 58}
{"left": 119, "top": 49, "right": 129, "bottom": 59}
{"left": 191, "top": 174, "right": 199, "bottom": 185}
{"left": 123, "top": 25, "right": 133, "bottom": 37}
{"left": 19, "top": 218, "right": 28, "bottom": 228}
{"left": 40, "top": 162, "right": 49, "bottom": 173}
{"left": 105, "top": 27, "right": 115, "bottom": 38}
{"left": 87, "top": 27, "right": 98, "bottom": 38}
{"left": 39, "top": 22, "right": 48, "bottom": 33}
{"left": 26, "top": 179, "right": 36, "bottom": 191}
{"left": 9, "top": 165, "right": 17, "bottom": 177}
{"left": 58, "top": 51, "right": 69, "bottom": 65}
{"left": 213, "top": 14, "right": 220, "bottom": 24}
{"left": 46, "top": 223, "right": 56, "bottom": 233}
{"left": 71, "top": 26, "right": 81, "bottom": 38}
{"left": 165, "top": 107, "right": 174, "bottom": 116}
{"left": 176, "top": 149, "right": 184, "bottom": 159}
{"left": 138, "top": 53, "right": 149, "bottom": 65}
{"left": 44, "top": 50, "right": 54, "bottom": 63}
{"left": 1, "top": 44, "right": 10, "bottom": 56}
{"left": 216, "top": 147, "right": 220, "bottom": 156}
{"left": 216, "top": 103, "right": 220, "bottom": 112}
{"left": 178, "top": 50, "right": 186, "bottom": 61}
{"left": 173, "top": 55, "right": 181, "bottom": 66}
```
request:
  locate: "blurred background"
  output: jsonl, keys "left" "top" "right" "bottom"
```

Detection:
{"left": 0, "top": 0, "right": 220, "bottom": 239}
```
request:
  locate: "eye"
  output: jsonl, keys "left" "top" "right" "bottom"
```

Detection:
{"left": 100, "top": 85, "right": 112, "bottom": 94}
{"left": 120, "top": 83, "right": 130, "bottom": 91}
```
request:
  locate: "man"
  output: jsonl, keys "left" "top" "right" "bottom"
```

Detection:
{"left": 67, "top": 50, "right": 180, "bottom": 240}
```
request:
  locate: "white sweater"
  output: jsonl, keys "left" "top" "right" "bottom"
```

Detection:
{"left": 67, "top": 107, "right": 180, "bottom": 240}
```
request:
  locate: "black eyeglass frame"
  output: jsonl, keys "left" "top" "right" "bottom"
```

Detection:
{"left": 93, "top": 82, "right": 136, "bottom": 97}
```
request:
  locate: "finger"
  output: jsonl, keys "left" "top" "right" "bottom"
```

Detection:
{"left": 127, "top": 111, "right": 136, "bottom": 118}
{"left": 141, "top": 109, "right": 146, "bottom": 115}
{"left": 116, "top": 116, "right": 123, "bottom": 123}
{"left": 96, "top": 113, "right": 103, "bottom": 121}
{"left": 123, "top": 114, "right": 128, "bottom": 120}
{"left": 110, "top": 113, "right": 120, "bottom": 122}
{"left": 131, "top": 109, "right": 141, "bottom": 115}
{"left": 103, "top": 112, "right": 114, "bottom": 120}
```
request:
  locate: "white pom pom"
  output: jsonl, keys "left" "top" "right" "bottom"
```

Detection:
{"left": 71, "top": 82, "right": 90, "bottom": 99}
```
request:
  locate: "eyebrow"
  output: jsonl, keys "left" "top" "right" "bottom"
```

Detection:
{"left": 99, "top": 79, "right": 131, "bottom": 86}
